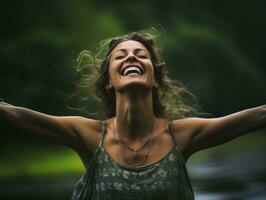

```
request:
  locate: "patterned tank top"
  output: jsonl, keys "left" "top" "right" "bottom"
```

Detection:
{"left": 71, "top": 121, "right": 194, "bottom": 200}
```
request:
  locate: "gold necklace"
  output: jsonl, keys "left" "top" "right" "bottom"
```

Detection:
{"left": 123, "top": 138, "right": 154, "bottom": 166}
{"left": 113, "top": 118, "right": 157, "bottom": 166}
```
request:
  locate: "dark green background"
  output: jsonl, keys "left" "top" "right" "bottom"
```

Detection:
{"left": 0, "top": 1, "right": 265, "bottom": 199}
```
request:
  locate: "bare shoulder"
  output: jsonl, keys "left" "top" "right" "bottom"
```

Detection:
{"left": 65, "top": 116, "right": 103, "bottom": 146}
{"left": 59, "top": 116, "right": 103, "bottom": 167}
{"left": 171, "top": 118, "right": 205, "bottom": 159}
{"left": 171, "top": 118, "right": 194, "bottom": 148}
{"left": 67, "top": 116, "right": 102, "bottom": 133}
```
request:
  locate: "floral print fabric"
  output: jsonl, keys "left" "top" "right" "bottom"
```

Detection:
{"left": 71, "top": 121, "right": 194, "bottom": 200}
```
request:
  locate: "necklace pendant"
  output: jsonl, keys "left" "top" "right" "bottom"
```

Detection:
{"left": 125, "top": 153, "right": 149, "bottom": 166}
{"left": 132, "top": 153, "right": 140, "bottom": 161}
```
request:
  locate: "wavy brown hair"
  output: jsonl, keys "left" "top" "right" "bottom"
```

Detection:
{"left": 73, "top": 29, "right": 200, "bottom": 119}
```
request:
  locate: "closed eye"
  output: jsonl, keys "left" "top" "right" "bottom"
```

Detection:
{"left": 115, "top": 55, "right": 147, "bottom": 60}
{"left": 138, "top": 55, "right": 148, "bottom": 59}
{"left": 114, "top": 56, "right": 125, "bottom": 60}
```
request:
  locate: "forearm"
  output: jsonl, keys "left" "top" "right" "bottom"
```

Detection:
{"left": 0, "top": 105, "right": 51, "bottom": 135}
{"left": 216, "top": 105, "right": 265, "bottom": 142}
{"left": 0, "top": 103, "right": 24, "bottom": 130}
{"left": 188, "top": 105, "right": 266, "bottom": 154}
{"left": 0, "top": 102, "right": 85, "bottom": 150}
{"left": 262, "top": 105, "right": 266, "bottom": 127}
{"left": 227, "top": 105, "right": 266, "bottom": 134}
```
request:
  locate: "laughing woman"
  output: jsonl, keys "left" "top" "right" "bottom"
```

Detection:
{"left": 0, "top": 30, "right": 265, "bottom": 200}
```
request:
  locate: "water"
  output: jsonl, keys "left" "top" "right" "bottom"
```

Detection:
{"left": 189, "top": 150, "right": 266, "bottom": 199}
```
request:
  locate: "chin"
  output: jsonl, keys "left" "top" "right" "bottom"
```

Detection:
{"left": 118, "top": 81, "right": 152, "bottom": 94}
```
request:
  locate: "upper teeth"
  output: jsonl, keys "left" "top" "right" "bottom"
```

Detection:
{"left": 123, "top": 66, "right": 142, "bottom": 75}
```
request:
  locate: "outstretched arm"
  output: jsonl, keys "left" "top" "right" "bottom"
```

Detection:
{"left": 172, "top": 105, "right": 266, "bottom": 159}
{"left": 0, "top": 100, "right": 101, "bottom": 166}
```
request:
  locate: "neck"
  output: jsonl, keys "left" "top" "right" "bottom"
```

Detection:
{"left": 114, "top": 91, "right": 156, "bottom": 142}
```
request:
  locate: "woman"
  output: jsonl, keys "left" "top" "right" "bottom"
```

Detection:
{"left": 0, "top": 30, "right": 265, "bottom": 200}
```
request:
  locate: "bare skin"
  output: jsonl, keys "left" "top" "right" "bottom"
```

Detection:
{"left": 108, "top": 41, "right": 157, "bottom": 141}
{"left": 102, "top": 40, "right": 176, "bottom": 166}
{"left": 0, "top": 40, "right": 265, "bottom": 169}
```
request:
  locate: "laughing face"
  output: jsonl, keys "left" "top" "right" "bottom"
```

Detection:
{"left": 108, "top": 40, "right": 157, "bottom": 93}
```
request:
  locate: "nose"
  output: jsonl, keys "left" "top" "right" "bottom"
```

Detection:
{"left": 125, "top": 53, "right": 137, "bottom": 63}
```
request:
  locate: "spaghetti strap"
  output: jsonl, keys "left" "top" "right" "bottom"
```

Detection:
{"left": 168, "top": 120, "right": 184, "bottom": 152}
{"left": 168, "top": 120, "right": 177, "bottom": 146}
{"left": 98, "top": 121, "right": 106, "bottom": 148}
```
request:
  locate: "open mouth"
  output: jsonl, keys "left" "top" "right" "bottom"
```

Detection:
{"left": 121, "top": 65, "right": 144, "bottom": 76}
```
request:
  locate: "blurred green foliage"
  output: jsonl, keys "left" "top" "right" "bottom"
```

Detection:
{"left": 0, "top": 0, "right": 265, "bottom": 176}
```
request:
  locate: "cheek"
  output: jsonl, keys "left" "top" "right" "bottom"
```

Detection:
{"left": 108, "top": 63, "right": 115, "bottom": 77}
{"left": 109, "top": 69, "right": 118, "bottom": 80}
{"left": 109, "top": 60, "right": 119, "bottom": 75}
{"left": 108, "top": 64, "right": 119, "bottom": 84}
